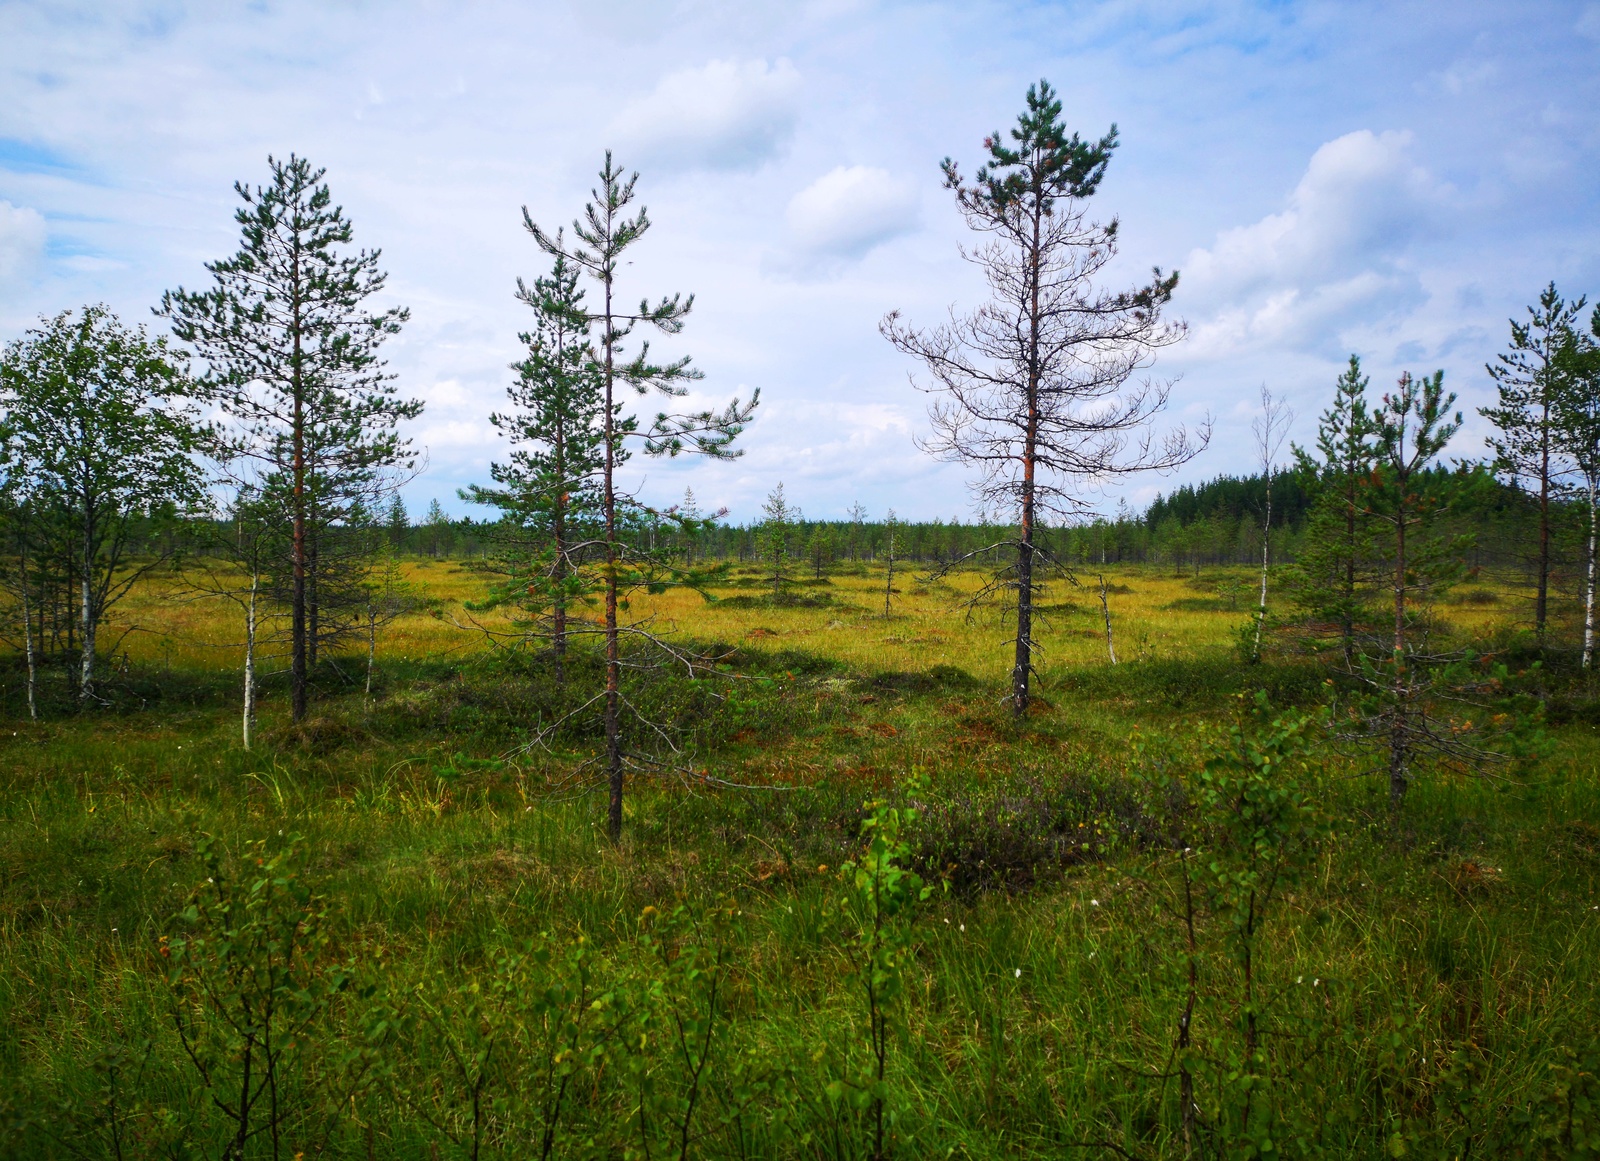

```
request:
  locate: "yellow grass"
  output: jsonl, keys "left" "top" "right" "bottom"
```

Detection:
{"left": 100, "top": 558, "right": 1529, "bottom": 683}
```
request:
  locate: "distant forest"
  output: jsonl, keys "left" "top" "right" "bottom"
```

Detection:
{"left": 394, "top": 461, "right": 1547, "bottom": 578}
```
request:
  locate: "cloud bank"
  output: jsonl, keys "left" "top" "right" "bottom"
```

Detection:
{"left": 610, "top": 58, "right": 801, "bottom": 172}
{"left": 1180, "top": 130, "right": 1450, "bottom": 359}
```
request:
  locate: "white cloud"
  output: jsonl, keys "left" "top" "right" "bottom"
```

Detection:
{"left": 1180, "top": 130, "right": 1448, "bottom": 356}
{"left": 610, "top": 58, "right": 800, "bottom": 172}
{"left": 0, "top": 201, "right": 46, "bottom": 298}
{"left": 785, "top": 165, "right": 918, "bottom": 258}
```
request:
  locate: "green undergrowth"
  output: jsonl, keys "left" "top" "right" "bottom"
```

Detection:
{"left": 1, "top": 647, "right": 1598, "bottom": 1157}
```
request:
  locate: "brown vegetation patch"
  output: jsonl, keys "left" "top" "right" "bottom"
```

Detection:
{"left": 1446, "top": 859, "right": 1502, "bottom": 897}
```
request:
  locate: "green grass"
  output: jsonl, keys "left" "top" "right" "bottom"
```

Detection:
{"left": 2, "top": 562, "right": 1599, "bottom": 1157}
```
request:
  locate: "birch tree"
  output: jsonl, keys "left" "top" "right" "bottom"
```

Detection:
{"left": 883, "top": 80, "right": 1206, "bottom": 715}
{"left": 1248, "top": 385, "right": 1293, "bottom": 663}
{"left": 0, "top": 306, "right": 206, "bottom": 706}
{"left": 1553, "top": 310, "right": 1600, "bottom": 668}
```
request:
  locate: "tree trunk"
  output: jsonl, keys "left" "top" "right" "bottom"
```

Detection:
{"left": 552, "top": 499, "right": 567, "bottom": 685}
{"left": 1012, "top": 199, "right": 1044, "bottom": 719}
{"left": 1390, "top": 491, "right": 1409, "bottom": 808}
{"left": 1252, "top": 471, "right": 1272, "bottom": 662}
{"left": 1537, "top": 392, "right": 1551, "bottom": 645}
{"left": 307, "top": 532, "right": 319, "bottom": 669}
{"left": 290, "top": 287, "right": 308, "bottom": 723}
{"left": 365, "top": 605, "right": 376, "bottom": 698}
{"left": 1585, "top": 478, "right": 1597, "bottom": 671}
{"left": 20, "top": 542, "right": 37, "bottom": 722}
{"left": 1098, "top": 574, "right": 1117, "bottom": 665}
{"left": 602, "top": 272, "right": 623, "bottom": 844}
{"left": 79, "top": 517, "right": 96, "bottom": 704}
{"left": 883, "top": 526, "right": 895, "bottom": 617}
{"left": 1342, "top": 466, "right": 1358, "bottom": 668}
{"left": 243, "top": 573, "right": 257, "bottom": 750}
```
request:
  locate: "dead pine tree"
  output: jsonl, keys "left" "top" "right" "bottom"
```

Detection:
{"left": 525, "top": 153, "right": 758, "bottom": 843}
{"left": 883, "top": 79, "right": 1206, "bottom": 715}
{"left": 1249, "top": 385, "right": 1294, "bottom": 663}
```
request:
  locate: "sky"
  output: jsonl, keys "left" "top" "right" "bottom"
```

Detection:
{"left": 1, "top": 0, "right": 1597, "bottom": 525}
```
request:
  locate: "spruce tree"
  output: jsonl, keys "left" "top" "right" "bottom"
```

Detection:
{"left": 424, "top": 500, "right": 448, "bottom": 558}
{"left": 385, "top": 495, "right": 409, "bottom": 550}
{"left": 465, "top": 248, "right": 607, "bottom": 680}
{"left": 525, "top": 153, "right": 758, "bottom": 842}
{"left": 160, "top": 154, "right": 420, "bottom": 721}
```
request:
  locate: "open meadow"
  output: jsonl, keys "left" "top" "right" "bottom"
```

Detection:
{"left": 2, "top": 559, "right": 1598, "bottom": 1159}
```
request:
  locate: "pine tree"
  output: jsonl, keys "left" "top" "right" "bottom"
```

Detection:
{"left": 1480, "top": 283, "right": 1588, "bottom": 646}
{"left": 160, "top": 154, "right": 420, "bottom": 721}
{"left": 883, "top": 80, "right": 1204, "bottom": 715}
{"left": 809, "top": 525, "right": 833, "bottom": 579}
{"left": 1352, "top": 372, "right": 1466, "bottom": 807}
{"left": 1291, "top": 356, "right": 1378, "bottom": 664}
{"left": 0, "top": 305, "right": 206, "bottom": 706}
{"left": 677, "top": 486, "right": 702, "bottom": 563}
{"left": 525, "top": 153, "right": 758, "bottom": 842}
{"left": 760, "top": 482, "right": 798, "bottom": 599}
{"left": 464, "top": 248, "right": 606, "bottom": 679}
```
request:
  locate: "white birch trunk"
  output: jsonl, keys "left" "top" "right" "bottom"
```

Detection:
{"left": 20, "top": 549, "right": 36, "bottom": 722}
{"left": 1099, "top": 574, "right": 1117, "bottom": 665}
{"left": 79, "top": 540, "right": 96, "bottom": 703}
{"left": 1253, "top": 472, "right": 1273, "bottom": 661}
{"left": 243, "top": 572, "right": 257, "bottom": 750}
{"left": 1585, "top": 478, "right": 1597, "bottom": 671}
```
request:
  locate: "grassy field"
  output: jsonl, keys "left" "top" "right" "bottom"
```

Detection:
{"left": 2, "top": 559, "right": 1598, "bottom": 1158}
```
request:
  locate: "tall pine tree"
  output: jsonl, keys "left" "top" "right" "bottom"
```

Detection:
{"left": 160, "top": 154, "right": 420, "bottom": 721}
{"left": 1480, "top": 283, "right": 1588, "bottom": 646}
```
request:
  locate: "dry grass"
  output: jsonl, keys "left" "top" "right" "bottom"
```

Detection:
{"left": 104, "top": 558, "right": 1528, "bottom": 683}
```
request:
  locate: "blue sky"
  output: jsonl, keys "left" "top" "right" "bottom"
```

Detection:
{"left": 1, "top": 0, "right": 1597, "bottom": 523}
